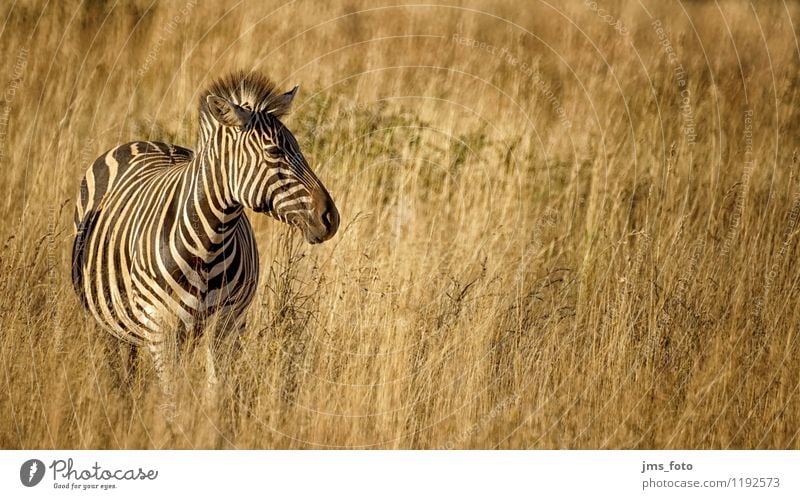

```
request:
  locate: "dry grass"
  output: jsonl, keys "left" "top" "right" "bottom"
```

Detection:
{"left": 1, "top": 0, "right": 799, "bottom": 449}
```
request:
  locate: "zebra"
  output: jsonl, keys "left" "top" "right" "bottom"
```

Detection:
{"left": 71, "top": 71, "right": 339, "bottom": 409}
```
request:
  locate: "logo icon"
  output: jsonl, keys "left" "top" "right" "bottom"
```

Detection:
{"left": 20, "top": 459, "right": 45, "bottom": 487}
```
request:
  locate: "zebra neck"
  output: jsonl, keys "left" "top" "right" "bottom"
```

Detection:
{"left": 197, "top": 114, "right": 216, "bottom": 152}
{"left": 181, "top": 157, "right": 243, "bottom": 256}
{"left": 194, "top": 147, "right": 239, "bottom": 209}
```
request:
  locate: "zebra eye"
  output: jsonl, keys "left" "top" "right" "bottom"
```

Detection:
{"left": 265, "top": 144, "right": 281, "bottom": 157}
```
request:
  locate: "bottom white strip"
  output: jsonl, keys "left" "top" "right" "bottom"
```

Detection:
{"left": 1, "top": 450, "right": 798, "bottom": 498}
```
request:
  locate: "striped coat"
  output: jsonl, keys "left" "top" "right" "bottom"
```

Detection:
{"left": 72, "top": 72, "right": 339, "bottom": 400}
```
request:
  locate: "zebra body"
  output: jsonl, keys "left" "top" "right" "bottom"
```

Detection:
{"left": 72, "top": 72, "right": 339, "bottom": 402}
{"left": 73, "top": 141, "right": 258, "bottom": 345}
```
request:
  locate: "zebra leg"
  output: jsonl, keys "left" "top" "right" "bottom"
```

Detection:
{"left": 147, "top": 337, "right": 177, "bottom": 422}
{"left": 119, "top": 342, "right": 138, "bottom": 387}
{"left": 99, "top": 332, "right": 138, "bottom": 390}
{"left": 224, "top": 318, "right": 249, "bottom": 427}
{"left": 134, "top": 296, "right": 184, "bottom": 423}
{"left": 204, "top": 339, "right": 219, "bottom": 410}
{"left": 203, "top": 316, "right": 243, "bottom": 406}
{"left": 99, "top": 333, "right": 127, "bottom": 390}
{"left": 203, "top": 315, "right": 247, "bottom": 420}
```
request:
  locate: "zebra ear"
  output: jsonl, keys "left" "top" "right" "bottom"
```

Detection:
{"left": 206, "top": 95, "right": 251, "bottom": 127}
{"left": 267, "top": 85, "right": 298, "bottom": 116}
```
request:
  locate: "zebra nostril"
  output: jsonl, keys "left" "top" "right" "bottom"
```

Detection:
{"left": 322, "top": 209, "right": 332, "bottom": 229}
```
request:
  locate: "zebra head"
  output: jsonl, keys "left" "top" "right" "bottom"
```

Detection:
{"left": 200, "top": 72, "right": 339, "bottom": 244}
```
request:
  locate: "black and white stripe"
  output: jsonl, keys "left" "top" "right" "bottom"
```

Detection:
{"left": 72, "top": 72, "right": 339, "bottom": 399}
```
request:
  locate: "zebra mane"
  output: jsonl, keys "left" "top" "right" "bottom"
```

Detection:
{"left": 199, "top": 71, "right": 292, "bottom": 118}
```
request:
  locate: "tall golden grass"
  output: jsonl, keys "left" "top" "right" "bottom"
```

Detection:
{"left": 0, "top": 0, "right": 799, "bottom": 449}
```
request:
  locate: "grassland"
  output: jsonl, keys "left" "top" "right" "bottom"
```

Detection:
{"left": 0, "top": 0, "right": 799, "bottom": 449}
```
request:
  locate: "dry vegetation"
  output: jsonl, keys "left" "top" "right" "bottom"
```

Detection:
{"left": 1, "top": 0, "right": 799, "bottom": 449}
